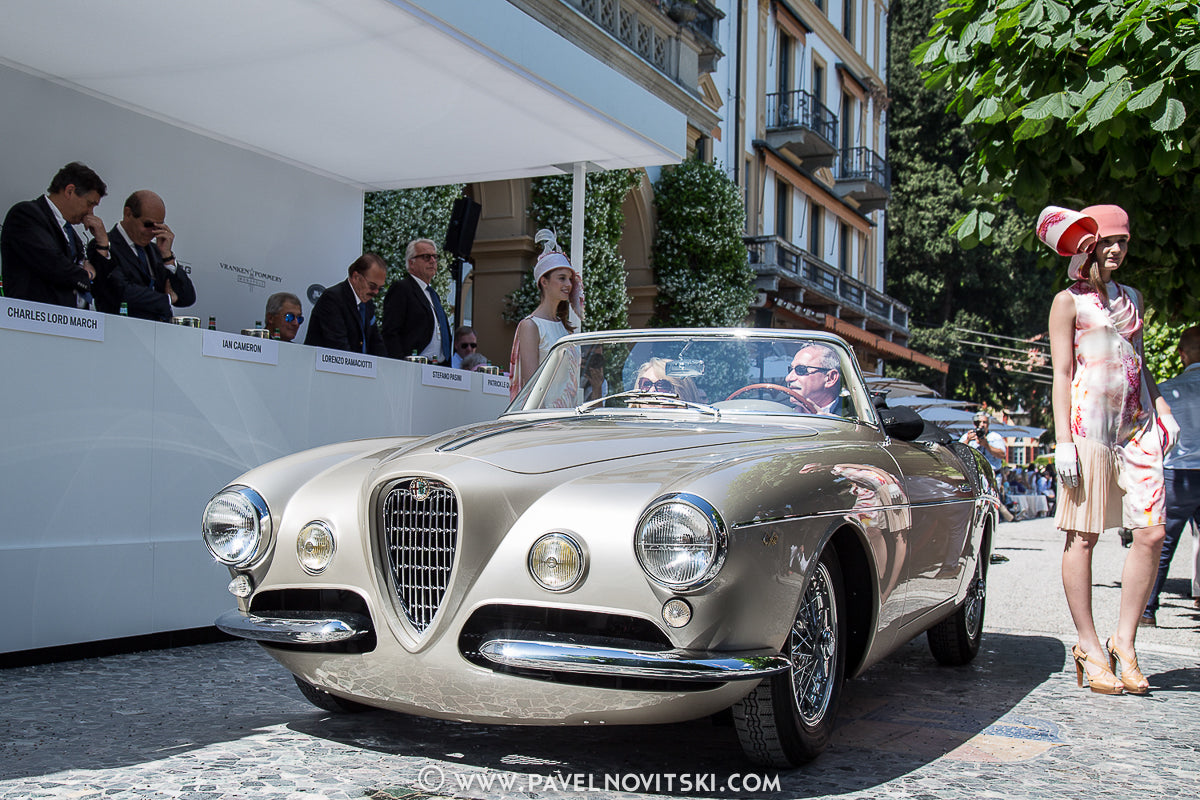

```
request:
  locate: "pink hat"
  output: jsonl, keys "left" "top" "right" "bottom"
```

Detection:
{"left": 1081, "top": 204, "right": 1129, "bottom": 238}
{"left": 1036, "top": 206, "right": 1097, "bottom": 257}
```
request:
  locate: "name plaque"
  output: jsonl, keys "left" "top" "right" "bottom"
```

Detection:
{"left": 423, "top": 364, "right": 470, "bottom": 391}
{"left": 482, "top": 373, "right": 511, "bottom": 397}
{"left": 314, "top": 348, "right": 377, "bottom": 378}
{"left": 0, "top": 297, "right": 104, "bottom": 342}
{"left": 202, "top": 329, "right": 279, "bottom": 365}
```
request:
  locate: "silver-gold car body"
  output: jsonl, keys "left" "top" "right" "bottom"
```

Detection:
{"left": 203, "top": 328, "right": 997, "bottom": 766}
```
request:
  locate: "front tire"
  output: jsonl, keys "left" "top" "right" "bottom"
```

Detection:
{"left": 926, "top": 547, "right": 986, "bottom": 666}
{"left": 293, "top": 675, "right": 372, "bottom": 713}
{"left": 734, "top": 547, "right": 846, "bottom": 767}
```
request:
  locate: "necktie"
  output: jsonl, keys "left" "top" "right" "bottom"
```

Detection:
{"left": 64, "top": 223, "right": 92, "bottom": 308}
{"left": 63, "top": 222, "right": 78, "bottom": 260}
{"left": 358, "top": 302, "right": 372, "bottom": 353}
{"left": 427, "top": 286, "right": 452, "bottom": 363}
{"left": 137, "top": 246, "right": 153, "bottom": 285}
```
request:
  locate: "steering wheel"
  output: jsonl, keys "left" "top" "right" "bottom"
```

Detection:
{"left": 726, "top": 383, "right": 819, "bottom": 414}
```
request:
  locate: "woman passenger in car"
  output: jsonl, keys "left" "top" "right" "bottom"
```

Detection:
{"left": 632, "top": 358, "right": 703, "bottom": 404}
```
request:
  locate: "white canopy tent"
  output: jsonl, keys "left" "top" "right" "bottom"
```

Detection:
{"left": 0, "top": 0, "right": 685, "bottom": 190}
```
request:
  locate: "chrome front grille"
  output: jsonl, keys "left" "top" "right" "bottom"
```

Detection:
{"left": 380, "top": 478, "right": 458, "bottom": 634}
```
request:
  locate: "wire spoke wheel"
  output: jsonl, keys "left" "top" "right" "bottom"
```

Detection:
{"left": 791, "top": 560, "right": 838, "bottom": 725}
{"left": 733, "top": 547, "right": 846, "bottom": 767}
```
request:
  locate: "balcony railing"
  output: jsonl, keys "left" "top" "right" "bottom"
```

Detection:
{"left": 746, "top": 235, "right": 909, "bottom": 333}
{"left": 837, "top": 146, "right": 890, "bottom": 190}
{"left": 765, "top": 89, "right": 838, "bottom": 145}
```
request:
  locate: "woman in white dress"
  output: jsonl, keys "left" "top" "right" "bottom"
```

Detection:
{"left": 508, "top": 231, "right": 583, "bottom": 400}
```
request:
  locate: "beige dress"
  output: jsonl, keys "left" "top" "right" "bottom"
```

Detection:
{"left": 1055, "top": 281, "right": 1165, "bottom": 533}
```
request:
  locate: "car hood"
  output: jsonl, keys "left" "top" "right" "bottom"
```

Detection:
{"left": 388, "top": 414, "right": 822, "bottom": 475}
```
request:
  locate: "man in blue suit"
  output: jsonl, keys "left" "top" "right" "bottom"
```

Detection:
{"left": 1, "top": 161, "right": 115, "bottom": 309}
{"left": 105, "top": 190, "right": 196, "bottom": 320}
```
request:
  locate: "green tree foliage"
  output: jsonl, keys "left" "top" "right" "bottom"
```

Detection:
{"left": 1143, "top": 311, "right": 1188, "bottom": 382}
{"left": 505, "top": 169, "right": 641, "bottom": 332}
{"left": 650, "top": 160, "right": 755, "bottom": 327}
{"left": 363, "top": 185, "right": 463, "bottom": 316}
{"left": 916, "top": 0, "right": 1200, "bottom": 321}
{"left": 886, "top": 0, "right": 1056, "bottom": 410}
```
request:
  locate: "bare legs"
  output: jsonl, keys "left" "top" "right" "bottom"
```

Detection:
{"left": 1062, "top": 530, "right": 1105, "bottom": 660}
{"left": 1062, "top": 525, "right": 1164, "bottom": 692}
{"left": 1113, "top": 524, "right": 1165, "bottom": 653}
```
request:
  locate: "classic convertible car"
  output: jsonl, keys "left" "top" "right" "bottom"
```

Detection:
{"left": 202, "top": 329, "right": 997, "bottom": 767}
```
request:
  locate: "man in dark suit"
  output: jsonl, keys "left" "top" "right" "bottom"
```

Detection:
{"left": 381, "top": 238, "right": 451, "bottom": 364}
{"left": 1, "top": 161, "right": 115, "bottom": 309}
{"left": 304, "top": 253, "right": 388, "bottom": 355}
{"left": 106, "top": 190, "right": 196, "bottom": 320}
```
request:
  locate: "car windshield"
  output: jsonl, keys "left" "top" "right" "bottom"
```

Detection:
{"left": 508, "top": 329, "right": 874, "bottom": 422}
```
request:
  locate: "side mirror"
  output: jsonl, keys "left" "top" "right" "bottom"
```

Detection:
{"left": 878, "top": 404, "right": 924, "bottom": 441}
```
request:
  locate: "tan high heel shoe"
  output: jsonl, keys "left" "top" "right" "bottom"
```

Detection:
{"left": 1106, "top": 638, "right": 1150, "bottom": 694}
{"left": 1071, "top": 645, "right": 1124, "bottom": 695}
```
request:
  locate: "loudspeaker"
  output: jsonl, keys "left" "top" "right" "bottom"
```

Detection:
{"left": 444, "top": 196, "right": 481, "bottom": 259}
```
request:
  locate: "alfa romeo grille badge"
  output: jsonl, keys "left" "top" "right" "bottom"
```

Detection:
{"left": 409, "top": 477, "right": 432, "bottom": 501}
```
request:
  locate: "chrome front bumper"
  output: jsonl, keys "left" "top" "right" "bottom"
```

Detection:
{"left": 479, "top": 638, "right": 789, "bottom": 681}
{"left": 217, "top": 610, "right": 788, "bottom": 681}
{"left": 215, "top": 609, "right": 371, "bottom": 644}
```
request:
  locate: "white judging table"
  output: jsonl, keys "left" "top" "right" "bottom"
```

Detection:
{"left": 1011, "top": 494, "right": 1050, "bottom": 519}
{"left": 0, "top": 304, "right": 509, "bottom": 654}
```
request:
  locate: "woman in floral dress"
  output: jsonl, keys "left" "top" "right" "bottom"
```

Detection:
{"left": 1042, "top": 204, "right": 1178, "bottom": 695}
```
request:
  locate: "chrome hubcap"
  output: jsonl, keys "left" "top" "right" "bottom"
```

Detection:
{"left": 964, "top": 561, "right": 985, "bottom": 639}
{"left": 790, "top": 561, "right": 837, "bottom": 725}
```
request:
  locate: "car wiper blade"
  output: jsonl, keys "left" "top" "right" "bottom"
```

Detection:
{"left": 577, "top": 390, "right": 720, "bottom": 419}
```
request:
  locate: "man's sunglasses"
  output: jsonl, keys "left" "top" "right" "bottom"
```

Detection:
{"left": 788, "top": 365, "right": 833, "bottom": 376}
{"left": 457, "top": 341, "right": 477, "bottom": 350}
{"left": 284, "top": 312, "right": 304, "bottom": 324}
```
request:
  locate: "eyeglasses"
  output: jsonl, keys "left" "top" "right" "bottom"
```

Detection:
{"left": 637, "top": 378, "right": 675, "bottom": 393}
{"left": 457, "top": 342, "right": 477, "bottom": 350}
{"left": 411, "top": 253, "right": 438, "bottom": 262}
{"left": 283, "top": 312, "right": 304, "bottom": 324}
{"left": 788, "top": 365, "right": 833, "bottom": 377}
{"left": 140, "top": 219, "right": 160, "bottom": 230}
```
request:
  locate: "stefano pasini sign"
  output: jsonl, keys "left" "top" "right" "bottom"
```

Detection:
{"left": 1, "top": 297, "right": 104, "bottom": 342}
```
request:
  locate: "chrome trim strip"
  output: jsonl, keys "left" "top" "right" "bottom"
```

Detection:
{"left": 478, "top": 638, "right": 788, "bottom": 681}
{"left": 215, "top": 609, "right": 371, "bottom": 644}
{"left": 731, "top": 497, "right": 976, "bottom": 529}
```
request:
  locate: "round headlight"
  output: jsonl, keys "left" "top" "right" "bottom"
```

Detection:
{"left": 528, "top": 533, "right": 585, "bottom": 591}
{"left": 635, "top": 493, "right": 726, "bottom": 590}
{"left": 297, "top": 521, "right": 335, "bottom": 574}
{"left": 202, "top": 486, "right": 271, "bottom": 567}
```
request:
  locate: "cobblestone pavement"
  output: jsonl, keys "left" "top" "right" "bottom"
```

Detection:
{"left": 1, "top": 517, "right": 1196, "bottom": 800}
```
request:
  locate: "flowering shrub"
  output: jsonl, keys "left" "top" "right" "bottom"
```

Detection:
{"left": 651, "top": 160, "right": 755, "bottom": 327}
{"left": 504, "top": 169, "right": 641, "bottom": 332}
{"left": 363, "top": 184, "right": 464, "bottom": 316}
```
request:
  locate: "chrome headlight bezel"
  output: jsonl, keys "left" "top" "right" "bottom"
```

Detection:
{"left": 634, "top": 493, "right": 727, "bottom": 591}
{"left": 296, "top": 520, "right": 336, "bottom": 574}
{"left": 202, "top": 485, "right": 272, "bottom": 568}
{"left": 527, "top": 532, "right": 586, "bottom": 592}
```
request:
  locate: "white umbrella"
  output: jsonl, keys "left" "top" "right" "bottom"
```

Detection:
{"left": 889, "top": 397, "right": 976, "bottom": 410}
{"left": 865, "top": 377, "right": 940, "bottom": 398}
